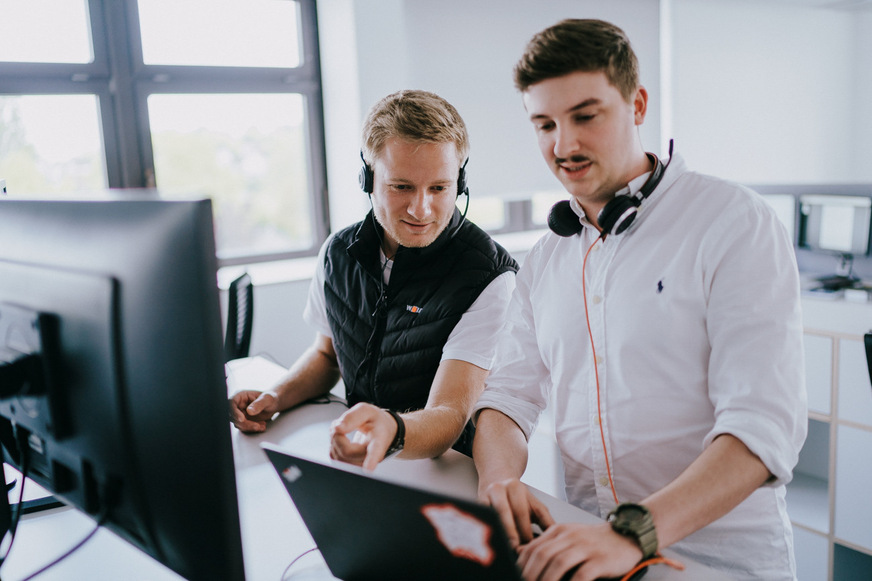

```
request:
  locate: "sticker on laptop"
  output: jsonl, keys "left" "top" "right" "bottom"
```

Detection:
{"left": 421, "top": 503, "right": 494, "bottom": 566}
{"left": 281, "top": 465, "right": 303, "bottom": 483}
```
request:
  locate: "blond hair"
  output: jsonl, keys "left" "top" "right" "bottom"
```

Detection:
{"left": 361, "top": 90, "right": 469, "bottom": 166}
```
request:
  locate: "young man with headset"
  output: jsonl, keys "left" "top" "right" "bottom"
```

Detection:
{"left": 229, "top": 90, "right": 518, "bottom": 471}
{"left": 472, "top": 19, "right": 807, "bottom": 581}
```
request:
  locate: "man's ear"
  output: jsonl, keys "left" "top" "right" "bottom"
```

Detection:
{"left": 633, "top": 85, "right": 648, "bottom": 126}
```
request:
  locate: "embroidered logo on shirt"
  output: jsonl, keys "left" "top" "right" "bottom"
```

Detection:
{"left": 406, "top": 305, "right": 423, "bottom": 313}
{"left": 657, "top": 280, "right": 664, "bottom": 294}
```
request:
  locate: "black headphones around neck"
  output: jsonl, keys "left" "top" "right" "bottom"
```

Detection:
{"left": 548, "top": 140, "right": 674, "bottom": 238}
{"left": 358, "top": 151, "right": 469, "bottom": 197}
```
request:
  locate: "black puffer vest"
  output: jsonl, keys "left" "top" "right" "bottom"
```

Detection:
{"left": 323, "top": 209, "right": 518, "bottom": 455}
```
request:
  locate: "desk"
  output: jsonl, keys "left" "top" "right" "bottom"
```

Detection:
{"left": 2, "top": 357, "right": 732, "bottom": 580}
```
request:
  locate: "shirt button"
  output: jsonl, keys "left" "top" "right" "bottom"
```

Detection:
{"left": 595, "top": 355, "right": 604, "bottom": 364}
{"left": 599, "top": 476, "right": 610, "bottom": 487}
{"left": 592, "top": 295, "right": 602, "bottom": 304}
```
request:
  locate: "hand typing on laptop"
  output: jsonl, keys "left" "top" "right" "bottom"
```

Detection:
{"left": 479, "top": 477, "right": 554, "bottom": 549}
{"left": 515, "top": 519, "right": 645, "bottom": 581}
{"left": 481, "top": 477, "right": 645, "bottom": 581}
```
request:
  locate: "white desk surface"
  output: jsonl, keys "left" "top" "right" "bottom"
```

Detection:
{"left": 2, "top": 357, "right": 732, "bottom": 580}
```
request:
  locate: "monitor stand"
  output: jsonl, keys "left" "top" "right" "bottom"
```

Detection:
{"left": 813, "top": 253, "right": 860, "bottom": 291}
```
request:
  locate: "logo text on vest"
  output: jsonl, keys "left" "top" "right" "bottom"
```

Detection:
{"left": 406, "top": 305, "right": 423, "bottom": 313}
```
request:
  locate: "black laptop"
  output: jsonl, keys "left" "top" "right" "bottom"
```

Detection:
{"left": 262, "top": 444, "right": 649, "bottom": 581}
{"left": 262, "top": 443, "right": 524, "bottom": 581}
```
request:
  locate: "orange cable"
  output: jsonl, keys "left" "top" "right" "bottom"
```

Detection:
{"left": 584, "top": 236, "right": 683, "bottom": 581}
{"left": 581, "top": 235, "right": 619, "bottom": 505}
{"left": 619, "top": 554, "right": 686, "bottom": 581}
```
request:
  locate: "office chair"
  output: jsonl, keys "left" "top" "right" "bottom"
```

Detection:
{"left": 865, "top": 332, "right": 872, "bottom": 389}
{"left": 225, "top": 273, "right": 254, "bottom": 362}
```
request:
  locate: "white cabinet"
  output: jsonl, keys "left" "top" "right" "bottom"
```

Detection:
{"left": 787, "top": 418, "right": 829, "bottom": 533}
{"left": 837, "top": 339, "right": 872, "bottom": 428}
{"left": 804, "top": 334, "right": 832, "bottom": 416}
{"left": 793, "top": 527, "right": 829, "bottom": 581}
{"left": 834, "top": 425, "right": 872, "bottom": 549}
{"left": 791, "top": 298, "right": 872, "bottom": 580}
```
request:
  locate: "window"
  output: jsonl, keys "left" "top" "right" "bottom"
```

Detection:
{"left": 0, "top": 0, "right": 94, "bottom": 64}
{"left": 0, "top": 95, "right": 107, "bottom": 194}
{"left": 137, "top": 0, "right": 302, "bottom": 68}
{"left": 148, "top": 93, "right": 313, "bottom": 259}
{"left": 0, "top": 0, "right": 328, "bottom": 265}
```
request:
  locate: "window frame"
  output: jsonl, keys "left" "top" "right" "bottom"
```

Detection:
{"left": 0, "top": 0, "right": 330, "bottom": 266}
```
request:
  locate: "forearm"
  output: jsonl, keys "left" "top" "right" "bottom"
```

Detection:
{"left": 396, "top": 358, "right": 488, "bottom": 459}
{"left": 397, "top": 406, "right": 467, "bottom": 459}
{"left": 643, "top": 433, "right": 771, "bottom": 549}
{"left": 472, "top": 408, "right": 529, "bottom": 494}
{"left": 272, "top": 336, "right": 340, "bottom": 411}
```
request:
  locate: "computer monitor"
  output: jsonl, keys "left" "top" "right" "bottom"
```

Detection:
{"left": 0, "top": 194, "right": 244, "bottom": 581}
{"left": 799, "top": 194, "right": 872, "bottom": 256}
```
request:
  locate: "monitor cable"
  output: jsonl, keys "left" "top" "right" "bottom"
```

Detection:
{"left": 0, "top": 423, "right": 35, "bottom": 572}
{"left": 0, "top": 447, "right": 29, "bottom": 570}
{"left": 14, "top": 514, "right": 106, "bottom": 581}
{"left": 8, "top": 473, "right": 116, "bottom": 581}
{"left": 280, "top": 545, "right": 321, "bottom": 580}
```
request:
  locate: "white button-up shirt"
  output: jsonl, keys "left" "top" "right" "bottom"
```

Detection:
{"left": 475, "top": 153, "right": 807, "bottom": 581}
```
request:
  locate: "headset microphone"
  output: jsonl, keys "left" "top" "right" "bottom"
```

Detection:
{"left": 547, "top": 140, "right": 674, "bottom": 238}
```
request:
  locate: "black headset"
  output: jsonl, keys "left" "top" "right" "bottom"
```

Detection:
{"left": 359, "top": 151, "right": 469, "bottom": 197}
{"left": 548, "top": 141, "right": 673, "bottom": 238}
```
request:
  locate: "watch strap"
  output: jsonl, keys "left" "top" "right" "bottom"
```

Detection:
{"left": 384, "top": 409, "right": 405, "bottom": 458}
{"left": 608, "top": 503, "right": 658, "bottom": 560}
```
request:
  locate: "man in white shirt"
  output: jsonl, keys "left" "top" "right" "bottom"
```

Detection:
{"left": 472, "top": 19, "right": 807, "bottom": 581}
{"left": 229, "top": 90, "right": 517, "bottom": 471}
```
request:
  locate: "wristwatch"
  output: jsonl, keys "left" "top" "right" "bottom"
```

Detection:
{"left": 607, "top": 503, "right": 658, "bottom": 560}
{"left": 383, "top": 409, "right": 405, "bottom": 458}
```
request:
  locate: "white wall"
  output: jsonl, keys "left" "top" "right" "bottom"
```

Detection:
{"left": 854, "top": 10, "right": 872, "bottom": 177}
{"left": 670, "top": 0, "right": 872, "bottom": 184}
{"left": 320, "top": 0, "right": 663, "bottom": 232}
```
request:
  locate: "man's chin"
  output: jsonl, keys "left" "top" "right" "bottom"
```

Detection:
{"left": 398, "top": 235, "right": 438, "bottom": 249}
{"left": 394, "top": 228, "right": 448, "bottom": 250}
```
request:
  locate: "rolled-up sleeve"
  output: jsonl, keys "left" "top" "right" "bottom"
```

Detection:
{"left": 474, "top": 243, "right": 551, "bottom": 441}
{"left": 701, "top": 198, "right": 808, "bottom": 486}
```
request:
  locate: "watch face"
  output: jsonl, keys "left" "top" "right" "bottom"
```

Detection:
{"left": 616, "top": 506, "right": 646, "bottom": 524}
{"left": 610, "top": 504, "right": 658, "bottom": 559}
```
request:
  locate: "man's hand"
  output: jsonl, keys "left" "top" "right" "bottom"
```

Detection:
{"left": 516, "top": 521, "right": 642, "bottom": 581}
{"left": 479, "top": 478, "right": 556, "bottom": 550}
{"left": 329, "top": 403, "right": 399, "bottom": 471}
{"left": 228, "top": 389, "right": 280, "bottom": 433}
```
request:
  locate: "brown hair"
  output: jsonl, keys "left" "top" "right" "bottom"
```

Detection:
{"left": 513, "top": 19, "right": 640, "bottom": 102}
